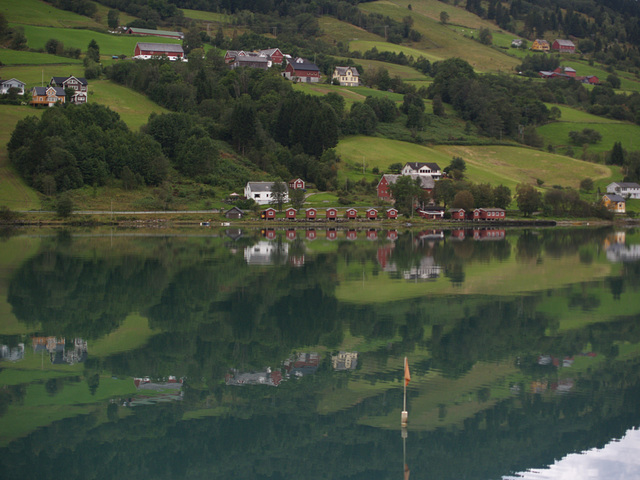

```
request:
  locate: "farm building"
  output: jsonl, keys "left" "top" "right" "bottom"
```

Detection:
{"left": 283, "top": 58, "right": 320, "bottom": 83}
{"left": 134, "top": 42, "right": 185, "bottom": 61}
{"left": 552, "top": 39, "right": 575, "bottom": 53}
{"left": 126, "top": 27, "right": 183, "bottom": 40}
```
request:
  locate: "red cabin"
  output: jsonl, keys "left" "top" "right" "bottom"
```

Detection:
{"left": 346, "top": 208, "right": 358, "bottom": 220}
{"left": 306, "top": 208, "right": 317, "bottom": 220}
{"left": 473, "top": 208, "right": 506, "bottom": 221}
{"left": 285, "top": 208, "right": 297, "bottom": 219}
{"left": 261, "top": 207, "right": 277, "bottom": 220}
{"left": 306, "top": 229, "right": 317, "bottom": 241}
{"left": 286, "top": 229, "right": 297, "bottom": 240}
{"left": 326, "top": 208, "right": 338, "bottom": 220}
{"left": 366, "top": 208, "right": 378, "bottom": 220}
{"left": 386, "top": 208, "right": 398, "bottom": 220}
{"left": 326, "top": 229, "right": 337, "bottom": 241}
{"left": 289, "top": 178, "right": 305, "bottom": 190}
{"left": 449, "top": 208, "right": 466, "bottom": 220}
{"left": 346, "top": 230, "right": 358, "bottom": 241}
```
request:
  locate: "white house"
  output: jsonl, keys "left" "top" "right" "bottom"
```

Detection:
{"left": 607, "top": 182, "right": 640, "bottom": 199}
{"left": 401, "top": 162, "right": 442, "bottom": 179}
{"left": 0, "top": 78, "right": 26, "bottom": 95}
{"left": 332, "top": 66, "right": 360, "bottom": 86}
{"left": 244, "top": 181, "right": 289, "bottom": 205}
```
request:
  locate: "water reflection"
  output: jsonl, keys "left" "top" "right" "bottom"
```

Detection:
{"left": 0, "top": 227, "right": 639, "bottom": 479}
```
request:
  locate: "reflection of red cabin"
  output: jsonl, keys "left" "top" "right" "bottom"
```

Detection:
{"left": 366, "top": 208, "right": 378, "bottom": 220}
{"left": 346, "top": 208, "right": 358, "bottom": 220}
{"left": 262, "top": 207, "right": 277, "bottom": 220}
{"left": 290, "top": 255, "right": 305, "bottom": 267}
{"left": 286, "top": 208, "right": 297, "bottom": 219}
{"left": 366, "top": 229, "right": 378, "bottom": 241}
{"left": 306, "top": 229, "right": 317, "bottom": 240}
{"left": 306, "top": 208, "right": 317, "bottom": 220}
{"left": 451, "top": 229, "right": 466, "bottom": 240}
{"left": 377, "top": 245, "right": 393, "bottom": 268}
{"left": 326, "top": 208, "right": 338, "bottom": 220}
{"left": 387, "top": 230, "right": 398, "bottom": 240}
{"left": 386, "top": 208, "right": 398, "bottom": 219}
{"left": 264, "top": 229, "right": 276, "bottom": 240}
{"left": 474, "top": 229, "right": 506, "bottom": 240}
{"left": 346, "top": 230, "right": 358, "bottom": 240}
{"left": 473, "top": 208, "right": 506, "bottom": 220}
{"left": 449, "top": 208, "right": 466, "bottom": 220}
{"left": 289, "top": 178, "right": 305, "bottom": 190}
{"left": 326, "top": 229, "right": 337, "bottom": 241}
{"left": 286, "top": 229, "right": 297, "bottom": 240}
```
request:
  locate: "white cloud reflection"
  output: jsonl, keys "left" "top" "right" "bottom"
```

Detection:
{"left": 504, "top": 428, "right": 640, "bottom": 480}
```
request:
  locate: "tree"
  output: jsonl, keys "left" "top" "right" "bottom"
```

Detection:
{"left": 479, "top": 28, "right": 493, "bottom": 45}
{"left": 289, "top": 188, "right": 305, "bottom": 211}
{"left": 445, "top": 157, "right": 466, "bottom": 176}
{"left": 515, "top": 183, "right": 542, "bottom": 217}
{"left": 56, "top": 193, "right": 74, "bottom": 217}
{"left": 107, "top": 9, "right": 119, "bottom": 29}
{"left": 433, "top": 178, "right": 457, "bottom": 207}
{"left": 406, "top": 104, "right": 425, "bottom": 130}
{"left": 9, "top": 26, "right": 27, "bottom": 50}
{"left": 432, "top": 94, "right": 445, "bottom": 116}
{"left": 608, "top": 142, "right": 625, "bottom": 166}
{"left": 580, "top": 178, "right": 594, "bottom": 192}
{"left": 493, "top": 185, "right": 512, "bottom": 209}
{"left": 389, "top": 175, "right": 422, "bottom": 217}
{"left": 45, "top": 38, "right": 64, "bottom": 55}
{"left": 87, "top": 39, "right": 100, "bottom": 62}
{"left": 440, "top": 11, "right": 450, "bottom": 24}
{"left": 270, "top": 181, "right": 287, "bottom": 211}
{"left": 452, "top": 190, "right": 474, "bottom": 211}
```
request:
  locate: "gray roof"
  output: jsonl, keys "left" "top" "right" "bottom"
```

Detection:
{"left": 609, "top": 182, "right": 640, "bottom": 188}
{"left": 381, "top": 174, "right": 435, "bottom": 190}
{"left": 136, "top": 42, "right": 184, "bottom": 53}
{"left": 1, "top": 78, "right": 26, "bottom": 87}
{"left": 247, "top": 181, "right": 288, "bottom": 193}
{"left": 51, "top": 76, "right": 88, "bottom": 86}
{"left": 334, "top": 66, "right": 359, "bottom": 76}
{"left": 554, "top": 39, "right": 575, "bottom": 47}
{"left": 604, "top": 194, "right": 626, "bottom": 202}
{"left": 32, "top": 86, "right": 65, "bottom": 96}
{"left": 289, "top": 58, "right": 319, "bottom": 72}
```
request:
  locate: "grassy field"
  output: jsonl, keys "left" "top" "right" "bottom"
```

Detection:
{"left": 181, "top": 9, "right": 231, "bottom": 23}
{"left": 318, "top": 16, "right": 384, "bottom": 46}
{"left": 1, "top": 0, "right": 103, "bottom": 28}
{"left": 336, "top": 136, "right": 613, "bottom": 191}
{"left": 293, "top": 82, "right": 404, "bottom": 109}
{"left": 12, "top": 24, "right": 182, "bottom": 57}
{"left": 0, "top": 49, "right": 83, "bottom": 66}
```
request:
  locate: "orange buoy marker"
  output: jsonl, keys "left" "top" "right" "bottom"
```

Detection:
{"left": 401, "top": 356, "right": 410, "bottom": 427}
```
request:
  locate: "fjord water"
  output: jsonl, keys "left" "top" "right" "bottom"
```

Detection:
{"left": 1, "top": 227, "right": 639, "bottom": 479}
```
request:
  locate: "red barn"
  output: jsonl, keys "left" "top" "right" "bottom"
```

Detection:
{"left": 386, "top": 208, "right": 398, "bottom": 219}
{"left": 306, "top": 229, "right": 317, "bottom": 241}
{"left": 552, "top": 39, "right": 575, "bottom": 53}
{"left": 305, "top": 208, "right": 317, "bottom": 220}
{"left": 366, "top": 208, "right": 378, "bottom": 220}
{"left": 326, "top": 229, "right": 337, "bottom": 241}
{"left": 326, "top": 208, "right": 338, "bottom": 220}
{"left": 134, "top": 42, "right": 184, "bottom": 61}
{"left": 346, "top": 208, "right": 358, "bottom": 220}
{"left": 285, "top": 208, "right": 297, "bottom": 219}
{"left": 283, "top": 58, "right": 320, "bottom": 83}
{"left": 261, "top": 207, "right": 277, "bottom": 220}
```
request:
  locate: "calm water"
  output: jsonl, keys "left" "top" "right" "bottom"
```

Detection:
{"left": 1, "top": 226, "right": 639, "bottom": 479}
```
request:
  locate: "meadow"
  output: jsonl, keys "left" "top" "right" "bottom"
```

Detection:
{"left": 0, "top": 49, "right": 82, "bottom": 66}
{"left": 1, "top": 0, "right": 103, "bottom": 28}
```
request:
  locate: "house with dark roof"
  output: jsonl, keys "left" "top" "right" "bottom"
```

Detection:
{"left": 230, "top": 55, "right": 270, "bottom": 70}
{"left": 603, "top": 194, "right": 626, "bottom": 213}
{"left": 332, "top": 66, "right": 360, "bottom": 86}
{"left": 401, "top": 162, "right": 442, "bottom": 178}
{"left": 532, "top": 39, "right": 550, "bottom": 52}
{"left": 134, "top": 42, "right": 185, "bottom": 61}
{"left": 50, "top": 75, "right": 88, "bottom": 104}
{"left": 258, "top": 48, "right": 285, "bottom": 64}
{"left": 607, "top": 182, "right": 640, "bottom": 199}
{"left": 30, "top": 86, "right": 65, "bottom": 107}
{"left": 283, "top": 57, "right": 320, "bottom": 83}
{"left": 377, "top": 174, "right": 435, "bottom": 201}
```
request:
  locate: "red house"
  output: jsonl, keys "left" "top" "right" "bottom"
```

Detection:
{"left": 326, "top": 229, "right": 337, "bottom": 241}
{"left": 346, "top": 208, "right": 358, "bottom": 220}
{"left": 386, "top": 208, "right": 398, "bottom": 219}
{"left": 259, "top": 48, "right": 285, "bottom": 65}
{"left": 473, "top": 208, "right": 506, "bottom": 220}
{"left": 261, "top": 207, "right": 277, "bottom": 220}
{"left": 285, "top": 208, "right": 297, "bottom": 219}
{"left": 306, "top": 229, "right": 317, "bottom": 241}
{"left": 134, "top": 42, "right": 185, "bottom": 61}
{"left": 366, "top": 208, "right": 378, "bottom": 220}
{"left": 346, "top": 230, "right": 358, "bottom": 241}
{"left": 326, "top": 208, "right": 338, "bottom": 220}
{"left": 417, "top": 207, "right": 445, "bottom": 219}
{"left": 448, "top": 208, "right": 466, "bottom": 220}
{"left": 366, "top": 229, "right": 378, "bottom": 241}
{"left": 283, "top": 58, "right": 320, "bottom": 83}
{"left": 289, "top": 178, "right": 305, "bottom": 190}
{"left": 377, "top": 174, "right": 434, "bottom": 200}
{"left": 305, "top": 208, "right": 317, "bottom": 220}
{"left": 286, "top": 229, "right": 297, "bottom": 240}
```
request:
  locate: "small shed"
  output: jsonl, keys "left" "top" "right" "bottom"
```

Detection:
{"left": 289, "top": 178, "right": 305, "bottom": 190}
{"left": 306, "top": 229, "right": 317, "bottom": 240}
{"left": 386, "top": 208, "right": 398, "bottom": 220}
{"left": 225, "top": 206, "right": 244, "bottom": 219}
{"left": 286, "top": 229, "right": 297, "bottom": 240}
{"left": 326, "top": 208, "right": 338, "bottom": 220}
{"left": 346, "top": 208, "right": 358, "bottom": 220}
{"left": 285, "top": 208, "right": 297, "bottom": 219}
{"left": 261, "top": 207, "right": 277, "bottom": 220}
{"left": 306, "top": 208, "right": 317, "bottom": 220}
{"left": 326, "top": 229, "right": 337, "bottom": 241}
{"left": 366, "top": 208, "right": 378, "bottom": 220}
